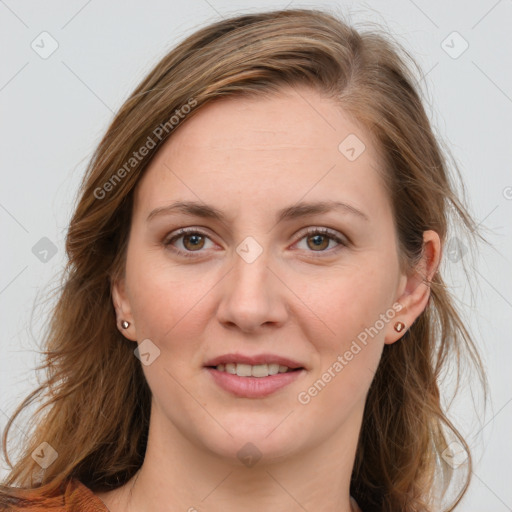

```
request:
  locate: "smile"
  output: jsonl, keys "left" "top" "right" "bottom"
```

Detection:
{"left": 205, "top": 366, "right": 305, "bottom": 398}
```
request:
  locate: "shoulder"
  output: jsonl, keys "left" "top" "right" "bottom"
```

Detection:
{"left": 0, "top": 479, "right": 109, "bottom": 512}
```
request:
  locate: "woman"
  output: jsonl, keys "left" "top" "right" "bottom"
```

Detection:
{"left": 0, "top": 7, "right": 486, "bottom": 512}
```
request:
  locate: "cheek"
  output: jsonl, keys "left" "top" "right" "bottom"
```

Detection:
{"left": 124, "top": 255, "right": 217, "bottom": 410}
{"left": 294, "top": 257, "right": 398, "bottom": 400}
{"left": 299, "top": 262, "right": 396, "bottom": 348}
{"left": 125, "top": 245, "right": 218, "bottom": 342}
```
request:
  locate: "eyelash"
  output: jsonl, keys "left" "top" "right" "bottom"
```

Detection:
{"left": 163, "top": 227, "right": 347, "bottom": 259}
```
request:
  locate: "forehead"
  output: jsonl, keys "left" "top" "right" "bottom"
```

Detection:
{"left": 134, "top": 86, "right": 388, "bottom": 221}
{"left": 163, "top": 86, "right": 377, "bottom": 156}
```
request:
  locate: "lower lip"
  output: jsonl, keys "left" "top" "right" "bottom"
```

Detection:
{"left": 205, "top": 367, "right": 305, "bottom": 398}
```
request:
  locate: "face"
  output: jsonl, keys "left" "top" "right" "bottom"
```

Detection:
{"left": 112, "top": 85, "right": 426, "bottom": 464}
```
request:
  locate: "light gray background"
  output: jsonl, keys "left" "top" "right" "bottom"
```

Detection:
{"left": 0, "top": 0, "right": 511, "bottom": 510}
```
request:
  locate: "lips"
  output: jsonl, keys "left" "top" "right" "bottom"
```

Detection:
{"left": 205, "top": 366, "right": 305, "bottom": 398}
{"left": 203, "top": 353, "right": 306, "bottom": 398}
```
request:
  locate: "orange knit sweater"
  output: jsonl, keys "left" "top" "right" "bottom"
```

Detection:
{"left": 10, "top": 479, "right": 108, "bottom": 511}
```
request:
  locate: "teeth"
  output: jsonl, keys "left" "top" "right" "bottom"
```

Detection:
{"left": 215, "top": 362, "right": 295, "bottom": 377}
{"left": 251, "top": 364, "right": 268, "bottom": 377}
{"left": 236, "top": 364, "right": 252, "bottom": 377}
{"left": 268, "top": 363, "right": 280, "bottom": 375}
{"left": 225, "top": 363, "right": 236, "bottom": 374}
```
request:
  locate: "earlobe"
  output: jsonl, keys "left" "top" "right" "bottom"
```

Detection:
{"left": 385, "top": 230, "right": 441, "bottom": 345}
{"left": 111, "top": 278, "right": 137, "bottom": 341}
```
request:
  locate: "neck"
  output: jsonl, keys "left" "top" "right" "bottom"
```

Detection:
{"left": 99, "top": 401, "right": 364, "bottom": 512}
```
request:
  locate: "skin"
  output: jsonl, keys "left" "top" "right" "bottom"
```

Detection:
{"left": 97, "top": 85, "right": 440, "bottom": 512}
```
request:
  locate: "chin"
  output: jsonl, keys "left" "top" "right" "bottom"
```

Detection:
{"left": 197, "top": 417, "right": 308, "bottom": 465}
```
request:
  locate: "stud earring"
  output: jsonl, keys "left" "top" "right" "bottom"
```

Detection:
{"left": 394, "top": 321, "right": 405, "bottom": 333}
{"left": 121, "top": 320, "right": 130, "bottom": 329}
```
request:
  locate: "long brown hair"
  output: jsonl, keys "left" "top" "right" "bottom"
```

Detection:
{"left": 1, "top": 7, "right": 486, "bottom": 511}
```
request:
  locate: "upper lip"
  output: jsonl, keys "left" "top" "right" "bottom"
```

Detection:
{"left": 204, "top": 353, "right": 305, "bottom": 369}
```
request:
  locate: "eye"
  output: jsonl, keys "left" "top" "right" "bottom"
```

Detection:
{"left": 163, "top": 228, "right": 215, "bottom": 258}
{"left": 294, "top": 227, "right": 347, "bottom": 256}
{"left": 163, "top": 226, "right": 348, "bottom": 259}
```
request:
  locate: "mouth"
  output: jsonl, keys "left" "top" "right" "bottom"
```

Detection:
{"left": 203, "top": 353, "right": 306, "bottom": 398}
{"left": 203, "top": 353, "right": 305, "bottom": 372}
{"left": 205, "top": 362, "right": 304, "bottom": 377}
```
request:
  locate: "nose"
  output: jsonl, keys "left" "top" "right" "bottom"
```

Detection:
{"left": 215, "top": 245, "right": 288, "bottom": 334}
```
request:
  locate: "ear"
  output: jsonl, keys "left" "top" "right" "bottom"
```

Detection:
{"left": 385, "top": 230, "right": 441, "bottom": 345}
{"left": 111, "top": 276, "right": 137, "bottom": 342}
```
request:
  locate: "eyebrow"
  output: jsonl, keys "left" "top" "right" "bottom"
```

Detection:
{"left": 146, "top": 199, "right": 369, "bottom": 224}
